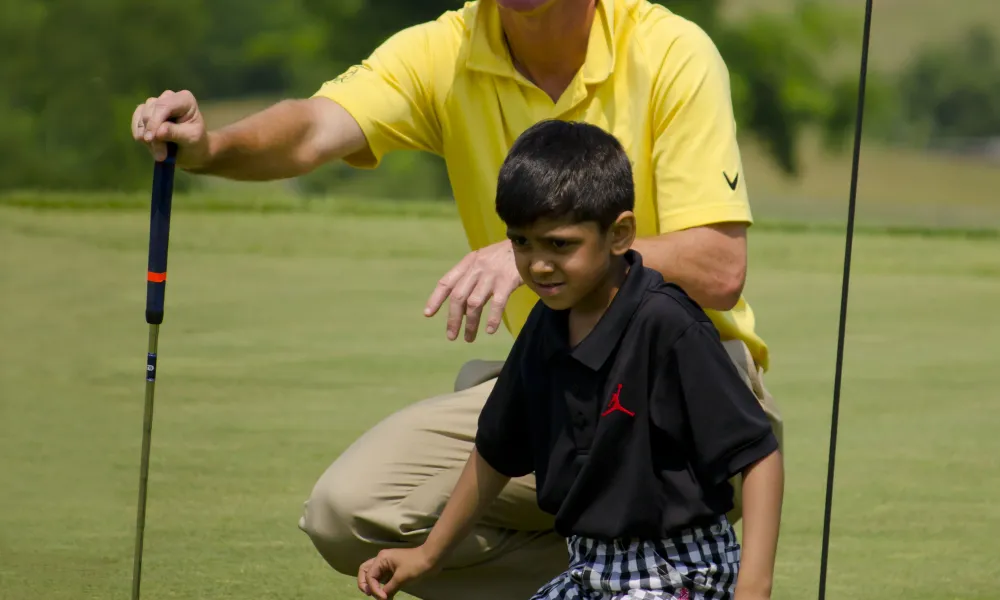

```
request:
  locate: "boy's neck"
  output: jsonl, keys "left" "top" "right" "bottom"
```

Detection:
{"left": 568, "top": 255, "right": 629, "bottom": 347}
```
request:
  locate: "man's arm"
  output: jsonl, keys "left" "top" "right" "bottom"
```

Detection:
{"left": 134, "top": 91, "right": 366, "bottom": 179}
{"left": 641, "top": 20, "right": 754, "bottom": 311}
{"left": 631, "top": 222, "right": 747, "bottom": 311}
{"left": 134, "top": 19, "right": 454, "bottom": 180}
{"left": 424, "top": 220, "right": 746, "bottom": 340}
{"left": 193, "top": 97, "right": 367, "bottom": 180}
{"left": 735, "top": 450, "right": 784, "bottom": 600}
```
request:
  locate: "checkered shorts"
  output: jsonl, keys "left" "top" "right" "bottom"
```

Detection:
{"left": 529, "top": 515, "right": 740, "bottom": 600}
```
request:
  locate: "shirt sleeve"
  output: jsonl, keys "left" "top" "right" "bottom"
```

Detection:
{"left": 311, "top": 18, "right": 454, "bottom": 168}
{"left": 475, "top": 331, "right": 535, "bottom": 479}
{"left": 654, "top": 320, "right": 778, "bottom": 486}
{"left": 650, "top": 21, "right": 753, "bottom": 233}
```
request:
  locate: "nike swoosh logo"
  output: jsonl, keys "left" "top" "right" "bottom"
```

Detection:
{"left": 723, "top": 171, "right": 739, "bottom": 190}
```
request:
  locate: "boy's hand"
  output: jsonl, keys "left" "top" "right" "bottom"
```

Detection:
{"left": 358, "top": 547, "right": 437, "bottom": 600}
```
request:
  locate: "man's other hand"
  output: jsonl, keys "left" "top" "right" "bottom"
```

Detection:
{"left": 425, "top": 240, "right": 523, "bottom": 342}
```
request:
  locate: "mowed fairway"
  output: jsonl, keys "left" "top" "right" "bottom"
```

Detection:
{"left": 2, "top": 198, "right": 999, "bottom": 600}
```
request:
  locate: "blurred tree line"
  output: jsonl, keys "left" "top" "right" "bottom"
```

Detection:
{"left": 1, "top": 0, "right": 997, "bottom": 194}
{"left": 891, "top": 25, "right": 1000, "bottom": 149}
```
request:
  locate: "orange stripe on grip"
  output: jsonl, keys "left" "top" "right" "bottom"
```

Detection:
{"left": 147, "top": 271, "right": 167, "bottom": 283}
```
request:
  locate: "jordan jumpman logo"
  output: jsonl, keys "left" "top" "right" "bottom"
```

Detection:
{"left": 601, "top": 383, "right": 634, "bottom": 417}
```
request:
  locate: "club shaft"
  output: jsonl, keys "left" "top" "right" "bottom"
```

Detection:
{"left": 132, "top": 324, "right": 160, "bottom": 600}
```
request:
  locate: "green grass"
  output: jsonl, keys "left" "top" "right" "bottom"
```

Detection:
{"left": 738, "top": 132, "right": 1000, "bottom": 230}
{"left": 2, "top": 195, "right": 1000, "bottom": 599}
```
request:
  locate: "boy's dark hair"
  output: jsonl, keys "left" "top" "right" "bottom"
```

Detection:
{"left": 495, "top": 120, "right": 634, "bottom": 231}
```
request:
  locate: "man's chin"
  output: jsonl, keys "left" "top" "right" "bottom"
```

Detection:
{"left": 496, "top": 0, "right": 560, "bottom": 15}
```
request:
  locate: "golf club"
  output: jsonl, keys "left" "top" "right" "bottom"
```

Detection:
{"left": 131, "top": 137, "right": 178, "bottom": 600}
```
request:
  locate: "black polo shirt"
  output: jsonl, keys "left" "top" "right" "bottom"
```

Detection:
{"left": 475, "top": 250, "right": 778, "bottom": 541}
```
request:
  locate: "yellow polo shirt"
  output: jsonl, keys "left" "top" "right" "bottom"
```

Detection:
{"left": 313, "top": 0, "right": 769, "bottom": 371}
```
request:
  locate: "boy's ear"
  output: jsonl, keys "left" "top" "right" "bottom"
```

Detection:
{"left": 608, "top": 211, "right": 637, "bottom": 256}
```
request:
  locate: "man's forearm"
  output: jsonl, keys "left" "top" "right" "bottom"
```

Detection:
{"left": 421, "top": 449, "right": 511, "bottom": 565}
{"left": 735, "top": 450, "right": 784, "bottom": 598}
{"left": 189, "top": 98, "right": 364, "bottom": 181}
{"left": 631, "top": 223, "right": 748, "bottom": 311}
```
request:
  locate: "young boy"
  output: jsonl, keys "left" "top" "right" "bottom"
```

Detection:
{"left": 357, "top": 120, "right": 784, "bottom": 600}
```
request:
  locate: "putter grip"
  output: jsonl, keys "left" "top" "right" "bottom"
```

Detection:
{"left": 145, "top": 141, "right": 178, "bottom": 325}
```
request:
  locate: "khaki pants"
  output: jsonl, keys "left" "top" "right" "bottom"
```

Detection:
{"left": 298, "top": 339, "right": 783, "bottom": 600}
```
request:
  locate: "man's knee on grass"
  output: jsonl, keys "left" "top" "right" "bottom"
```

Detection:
{"left": 299, "top": 482, "right": 375, "bottom": 574}
{"left": 297, "top": 443, "right": 421, "bottom": 575}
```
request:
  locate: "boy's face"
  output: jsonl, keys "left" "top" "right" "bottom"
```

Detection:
{"left": 507, "top": 212, "right": 636, "bottom": 312}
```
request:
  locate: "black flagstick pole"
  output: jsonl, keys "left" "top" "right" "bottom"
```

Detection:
{"left": 817, "top": 0, "right": 874, "bottom": 598}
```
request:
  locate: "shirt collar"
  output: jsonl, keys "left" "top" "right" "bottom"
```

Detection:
{"left": 540, "top": 249, "right": 660, "bottom": 370}
{"left": 465, "top": 0, "right": 617, "bottom": 85}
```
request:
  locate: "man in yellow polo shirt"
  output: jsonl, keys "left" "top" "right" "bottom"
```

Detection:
{"left": 133, "top": 0, "right": 783, "bottom": 597}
